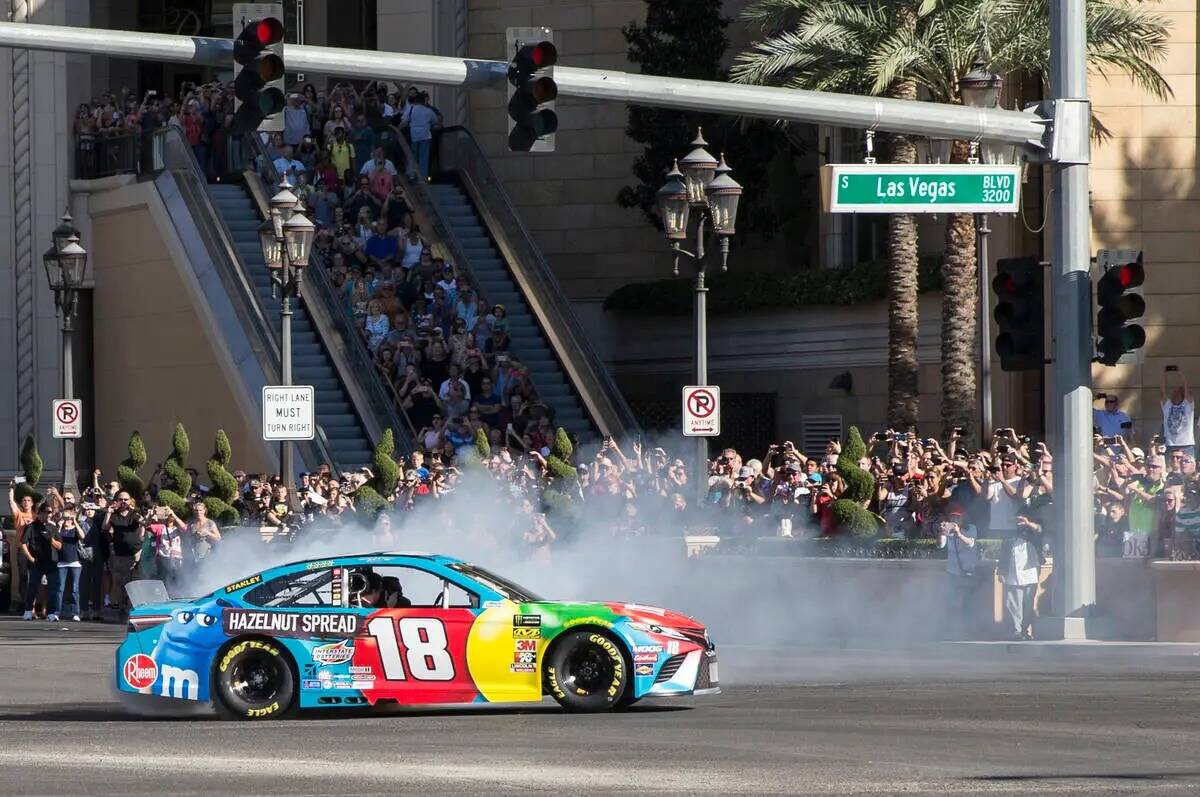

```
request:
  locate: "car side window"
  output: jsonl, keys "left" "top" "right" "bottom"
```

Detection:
{"left": 445, "top": 582, "right": 479, "bottom": 609}
{"left": 244, "top": 569, "right": 336, "bottom": 608}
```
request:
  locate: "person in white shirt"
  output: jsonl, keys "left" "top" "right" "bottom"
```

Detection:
{"left": 937, "top": 510, "right": 979, "bottom": 638}
{"left": 974, "top": 456, "right": 1030, "bottom": 537}
{"left": 358, "top": 146, "right": 398, "bottom": 177}
{"left": 1000, "top": 512, "right": 1044, "bottom": 640}
{"left": 1160, "top": 367, "right": 1195, "bottom": 457}
{"left": 439, "top": 364, "right": 471, "bottom": 401}
{"left": 282, "top": 93, "right": 311, "bottom": 147}
{"left": 1093, "top": 393, "right": 1133, "bottom": 438}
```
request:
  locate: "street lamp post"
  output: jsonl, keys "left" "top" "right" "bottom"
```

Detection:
{"left": 656, "top": 130, "right": 742, "bottom": 503}
{"left": 257, "top": 177, "right": 315, "bottom": 497}
{"left": 959, "top": 54, "right": 1007, "bottom": 443}
{"left": 42, "top": 210, "right": 89, "bottom": 498}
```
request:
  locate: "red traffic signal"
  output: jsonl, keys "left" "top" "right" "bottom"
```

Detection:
{"left": 511, "top": 41, "right": 557, "bottom": 76}
{"left": 1096, "top": 252, "right": 1146, "bottom": 366}
{"left": 235, "top": 17, "right": 284, "bottom": 62}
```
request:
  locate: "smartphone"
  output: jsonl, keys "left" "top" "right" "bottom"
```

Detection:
{"left": 1095, "top": 392, "right": 1107, "bottom": 400}
{"left": 894, "top": 433, "right": 909, "bottom": 441}
{"left": 1166, "top": 365, "right": 1179, "bottom": 372}
{"left": 12, "top": 475, "right": 26, "bottom": 484}
{"left": 1103, "top": 436, "right": 1117, "bottom": 445}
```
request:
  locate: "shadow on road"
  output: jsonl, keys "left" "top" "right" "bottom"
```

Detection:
{"left": 972, "top": 772, "right": 1200, "bottom": 782}
{"left": 0, "top": 701, "right": 692, "bottom": 723}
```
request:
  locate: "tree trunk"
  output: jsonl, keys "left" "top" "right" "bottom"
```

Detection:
{"left": 886, "top": 78, "right": 920, "bottom": 431}
{"left": 940, "top": 138, "right": 979, "bottom": 441}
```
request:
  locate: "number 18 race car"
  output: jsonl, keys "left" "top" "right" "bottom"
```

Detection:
{"left": 116, "top": 553, "right": 719, "bottom": 719}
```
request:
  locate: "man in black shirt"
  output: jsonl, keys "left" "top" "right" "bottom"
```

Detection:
{"left": 19, "top": 504, "right": 61, "bottom": 621}
{"left": 102, "top": 492, "right": 144, "bottom": 614}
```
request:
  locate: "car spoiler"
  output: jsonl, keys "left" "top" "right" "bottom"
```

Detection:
{"left": 126, "top": 579, "right": 171, "bottom": 608}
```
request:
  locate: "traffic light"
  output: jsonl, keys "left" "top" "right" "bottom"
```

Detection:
{"left": 506, "top": 27, "right": 557, "bottom": 152}
{"left": 992, "top": 256, "right": 1045, "bottom": 372}
{"left": 1095, "top": 249, "right": 1146, "bottom": 366}
{"left": 232, "top": 12, "right": 285, "bottom": 133}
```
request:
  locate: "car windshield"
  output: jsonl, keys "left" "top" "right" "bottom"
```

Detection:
{"left": 449, "top": 563, "right": 543, "bottom": 603}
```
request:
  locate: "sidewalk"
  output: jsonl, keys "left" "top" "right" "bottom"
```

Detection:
{"left": 949, "top": 639, "right": 1200, "bottom": 659}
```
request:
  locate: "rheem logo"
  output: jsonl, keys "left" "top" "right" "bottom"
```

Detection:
{"left": 122, "top": 654, "right": 158, "bottom": 690}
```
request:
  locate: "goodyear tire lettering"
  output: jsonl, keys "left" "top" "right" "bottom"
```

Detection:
{"left": 246, "top": 701, "right": 280, "bottom": 718}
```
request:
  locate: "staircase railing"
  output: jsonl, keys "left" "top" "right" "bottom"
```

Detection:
{"left": 146, "top": 126, "right": 336, "bottom": 471}
{"left": 242, "top": 133, "right": 417, "bottom": 453}
{"left": 431, "top": 126, "right": 640, "bottom": 440}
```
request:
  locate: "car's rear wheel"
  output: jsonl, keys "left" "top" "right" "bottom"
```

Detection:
{"left": 544, "top": 630, "right": 628, "bottom": 712}
{"left": 214, "top": 638, "right": 295, "bottom": 720}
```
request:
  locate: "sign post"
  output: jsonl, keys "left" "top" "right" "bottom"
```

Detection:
{"left": 820, "top": 163, "right": 1022, "bottom": 215}
{"left": 262, "top": 386, "right": 315, "bottom": 441}
{"left": 52, "top": 399, "right": 82, "bottom": 439}
{"left": 682, "top": 386, "right": 720, "bottom": 437}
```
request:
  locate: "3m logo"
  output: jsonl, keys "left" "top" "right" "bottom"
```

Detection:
{"left": 160, "top": 665, "right": 200, "bottom": 700}
{"left": 122, "top": 654, "right": 157, "bottom": 690}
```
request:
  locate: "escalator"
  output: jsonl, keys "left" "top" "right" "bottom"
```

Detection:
{"left": 207, "top": 183, "right": 374, "bottom": 468}
{"left": 395, "top": 128, "right": 639, "bottom": 445}
{"left": 428, "top": 182, "right": 591, "bottom": 441}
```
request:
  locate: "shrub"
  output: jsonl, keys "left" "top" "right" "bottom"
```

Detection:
{"left": 603, "top": 254, "right": 944, "bottom": 316}
{"left": 474, "top": 427, "right": 491, "bottom": 462}
{"left": 117, "top": 431, "right": 147, "bottom": 499}
{"left": 546, "top": 427, "right": 578, "bottom": 485}
{"left": 157, "top": 423, "right": 192, "bottom": 518}
{"left": 204, "top": 429, "right": 239, "bottom": 525}
{"left": 831, "top": 426, "right": 878, "bottom": 538}
{"left": 355, "top": 429, "right": 398, "bottom": 516}
{"left": 14, "top": 434, "right": 43, "bottom": 504}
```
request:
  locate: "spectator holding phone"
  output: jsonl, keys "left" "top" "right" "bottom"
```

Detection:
{"left": 102, "top": 492, "right": 144, "bottom": 615}
{"left": 1093, "top": 393, "right": 1133, "bottom": 439}
{"left": 19, "top": 504, "right": 60, "bottom": 621}
{"left": 1160, "top": 366, "right": 1194, "bottom": 457}
{"left": 52, "top": 502, "right": 85, "bottom": 622}
{"left": 937, "top": 507, "right": 979, "bottom": 637}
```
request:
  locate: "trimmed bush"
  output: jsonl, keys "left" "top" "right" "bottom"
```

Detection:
{"left": 831, "top": 426, "right": 879, "bottom": 538}
{"left": 117, "top": 431, "right": 147, "bottom": 499}
{"left": 603, "top": 255, "right": 944, "bottom": 316}
{"left": 355, "top": 429, "right": 398, "bottom": 516}
{"left": 546, "top": 427, "right": 578, "bottom": 485}
{"left": 204, "top": 429, "right": 239, "bottom": 525}
{"left": 157, "top": 423, "right": 192, "bottom": 518}
{"left": 14, "top": 434, "right": 43, "bottom": 505}
{"left": 474, "top": 427, "right": 491, "bottom": 462}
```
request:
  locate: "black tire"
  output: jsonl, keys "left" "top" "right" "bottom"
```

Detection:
{"left": 544, "top": 630, "right": 628, "bottom": 712}
{"left": 213, "top": 638, "right": 295, "bottom": 721}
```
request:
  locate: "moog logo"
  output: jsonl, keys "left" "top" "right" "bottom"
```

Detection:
{"left": 122, "top": 654, "right": 157, "bottom": 690}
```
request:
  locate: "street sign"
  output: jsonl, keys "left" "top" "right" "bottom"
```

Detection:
{"left": 820, "top": 163, "right": 1022, "bottom": 214}
{"left": 262, "top": 385, "right": 315, "bottom": 441}
{"left": 52, "top": 399, "right": 82, "bottom": 439}
{"left": 682, "top": 386, "right": 720, "bottom": 437}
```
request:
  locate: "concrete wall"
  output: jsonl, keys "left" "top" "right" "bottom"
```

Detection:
{"left": 85, "top": 184, "right": 275, "bottom": 477}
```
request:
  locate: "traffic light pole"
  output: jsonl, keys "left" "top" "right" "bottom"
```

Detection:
{"left": 976, "top": 213, "right": 993, "bottom": 443}
{"left": 1043, "top": 0, "right": 1094, "bottom": 640}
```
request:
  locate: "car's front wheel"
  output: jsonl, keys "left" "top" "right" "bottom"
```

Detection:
{"left": 214, "top": 638, "right": 295, "bottom": 720}
{"left": 544, "top": 630, "right": 628, "bottom": 712}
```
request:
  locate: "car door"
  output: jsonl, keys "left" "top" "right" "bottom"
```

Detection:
{"left": 346, "top": 564, "right": 478, "bottom": 704}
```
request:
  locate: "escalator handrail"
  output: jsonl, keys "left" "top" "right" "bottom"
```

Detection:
{"left": 243, "top": 132, "right": 418, "bottom": 453}
{"left": 431, "top": 125, "right": 641, "bottom": 439}
{"left": 147, "top": 127, "right": 337, "bottom": 471}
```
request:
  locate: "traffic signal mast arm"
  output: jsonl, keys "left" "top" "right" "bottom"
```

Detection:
{"left": 0, "top": 20, "right": 1052, "bottom": 157}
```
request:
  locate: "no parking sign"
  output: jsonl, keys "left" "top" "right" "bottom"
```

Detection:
{"left": 682, "top": 386, "right": 720, "bottom": 437}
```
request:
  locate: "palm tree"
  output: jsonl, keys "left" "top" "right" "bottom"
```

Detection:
{"left": 733, "top": 0, "right": 1170, "bottom": 437}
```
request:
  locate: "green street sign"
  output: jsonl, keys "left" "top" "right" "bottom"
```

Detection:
{"left": 821, "top": 163, "right": 1022, "bottom": 214}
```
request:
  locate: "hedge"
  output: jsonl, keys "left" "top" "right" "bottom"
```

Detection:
{"left": 602, "top": 254, "right": 944, "bottom": 316}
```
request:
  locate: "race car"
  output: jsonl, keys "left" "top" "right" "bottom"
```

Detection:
{"left": 115, "top": 552, "right": 718, "bottom": 719}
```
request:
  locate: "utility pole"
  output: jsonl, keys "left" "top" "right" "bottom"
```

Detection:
{"left": 1044, "top": 0, "right": 1094, "bottom": 639}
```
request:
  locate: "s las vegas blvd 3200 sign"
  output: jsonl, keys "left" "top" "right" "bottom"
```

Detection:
{"left": 821, "top": 163, "right": 1022, "bottom": 214}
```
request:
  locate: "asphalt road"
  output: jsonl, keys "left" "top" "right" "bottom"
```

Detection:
{"left": 2, "top": 617, "right": 1200, "bottom": 794}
